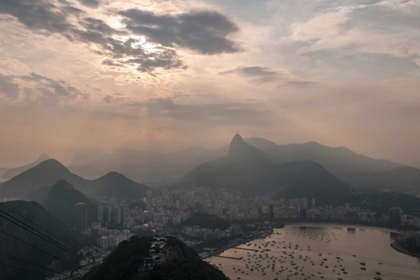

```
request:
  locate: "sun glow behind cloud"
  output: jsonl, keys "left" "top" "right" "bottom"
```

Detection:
{"left": 0, "top": 0, "right": 420, "bottom": 167}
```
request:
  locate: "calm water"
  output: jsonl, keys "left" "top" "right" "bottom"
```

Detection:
{"left": 207, "top": 224, "right": 420, "bottom": 280}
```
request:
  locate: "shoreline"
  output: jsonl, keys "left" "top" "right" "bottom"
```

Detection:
{"left": 202, "top": 230, "right": 273, "bottom": 260}
{"left": 391, "top": 241, "right": 420, "bottom": 258}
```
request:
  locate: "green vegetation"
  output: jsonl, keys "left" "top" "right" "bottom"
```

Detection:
{"left": 83, "top": 236, "right": 153, "bottom": 280}
{"left": 149, "top": 258, "right": 228, "bottom": 280}
{"left": 83, "top": 236, "right": 228, "bottom": 280}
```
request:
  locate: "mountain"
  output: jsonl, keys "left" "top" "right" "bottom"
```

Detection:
{"left": 242, "top": 139, "right": 420, "bottom": 192}
{"left": 253, "top": 140, "right": 402, "bottom": 184}
{"left": 26, "top": 180, "right": 91, "bottom": 226}
{"left": 0, "top": 168, "right": 9, "bottom": 179}
{"left": 360, "top": 166, "right": 420, "bottom": 193}
{"left": 0, "top": 200, "right": 91, "bottom": 280}
{"left": 1, "top": 153, "right": 50, "bottom": 181}
{"left": 92, "top": 172, "right": 149, "bottom": 199}
{"left": 68, "top": 145, "right": 224, "bottom": 187}
{"left": 179, "top": 134, "right": 351, "bottom": 204}
{"left": 0, "top": 159, "right": 89, "bottom": 199}
{"left": 82, "top": 236, "right": 228, "bottom": 280}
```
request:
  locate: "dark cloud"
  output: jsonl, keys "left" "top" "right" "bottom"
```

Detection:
{"left": 0, "top": 73, "right": 88, "bottom": 104}
{"left": 103, "top": 95, "right": 113, "bottom": 103}
{"left": 78, "top": 0, "right": 100, "bottom": 8}
{"left": 125, "top": 98, "right": 268, "bottom": 125}
{"left": 120, "top": 9, "right": 242, "bottom": 54}
{"left": 220, "top": 66, "right": 281, "bottom": 83}
{"left": 0, "top": 0, "right": 239, "bottom": 73}
{"left": 220, "top": 66, "right": 315, "bottom": 86}
{"left": 0, "top": 0, "right": 73, "bottom": 34}
{"left": 0, "top": 75, "right": 20, "bottom": 99}
{"left": 20, "top": 73, "right": 85, "bottom": 98}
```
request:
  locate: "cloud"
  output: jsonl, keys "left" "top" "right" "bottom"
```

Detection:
{"left": 125, "top": 98, "right": 268, "bottom": 125}
{"left": 290, "top": 1, "right": 420, "bottom": 60}
{"left": 0, "top": 73, "right": 88, "bottom": 104}
{"left": 119, "top": 9, "right": 242, "bottom": 55}
{"left": 103, "top": 95, "right": 113, "bottom": 103}
{"left": 0, "top": 74, "right": 20, "bottom": 99}
{"left": 0, "top": 0, "right": 73, "bottom": 34}
{"left": 78, "top": 0, "right": 100, "bottom": 8}
{"left": 219, "top": 66, "right": 315, "bottom": 86}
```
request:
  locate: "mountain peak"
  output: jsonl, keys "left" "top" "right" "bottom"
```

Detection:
{"left": 37, "top": 158, "right": 68, "bottom": 171}
{"left": 38, "top": 153, "right": 49, "bottom": 161}
{"left": 229, "top": 133, "right": 245, "bottom": 155}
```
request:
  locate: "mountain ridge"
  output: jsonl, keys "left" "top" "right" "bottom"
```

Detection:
{"left": 178, "top": 134, "right": 351, "bottom": 204}
{"left": 1, "top": 152, "right": 50, "bottom": 180}
{"left": 0, "top": 159, "right": 89, "bottom": 199}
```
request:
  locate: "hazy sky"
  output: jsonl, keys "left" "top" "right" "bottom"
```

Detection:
{"left": 1, "top": 0, "right": 420, "bottom": 167}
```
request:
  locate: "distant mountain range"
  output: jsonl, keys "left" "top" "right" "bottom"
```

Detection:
{"left": 0, "top": 159, "right": 88, "bottom": 199}
{"left": 0, "top": 153, "right": 49, "bottom": 181}
{"left": 2, "top": 135, "right": 420, "bottom": 195}
{"left": 0, "top": 159, "right": 149, "bottom": 200}
{"left": 0, "top": 200, "right": 91, "bottom": 280}
{"left": 178, "top": 134, "right": 351, "bottom": 205}
{"left": 26, "top": 180, "right": 91, "bottom": 227}
{"left": 68, "top": 146, "right": 221, "bottom": 186}
{"left": 65, "top": 136, "right": 420, "bottom": 193}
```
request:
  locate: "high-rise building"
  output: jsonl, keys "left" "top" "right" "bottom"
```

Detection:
{"left": 121, "top": 206, "right": 127, "bottom": 223}
{"left": 75, "top": 202, "right": 88, "bottom": 232}
{"left": 97, "top": 236, "right": 109, "bottom": 249}
{"left": 389, "top": 207, "right": 402, "bottom": 225}
{"left": 97, "top": 205, "right": 104, "bottom": 222}
{"left": 300, "top": 208, "right": 307, "bottom": 219}
{"left": 416, "top": 231, "right": 420, "bottom": 247}
{"left": 112, "top": 207, "right": 122, "bottom": 224}
{"left": 269, "top": 204, "right": 274, "bottom": 220}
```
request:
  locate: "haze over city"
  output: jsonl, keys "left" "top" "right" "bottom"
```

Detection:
{"left": 1, "top": 1, "right": 420, "bottom": 280}
{"left": 1, "top": 0, "right": 420, "bottom": 168}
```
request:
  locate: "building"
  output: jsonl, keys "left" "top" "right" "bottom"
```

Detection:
{"left": 269, "top": 204, "right": 274, "bottom": 220}
{"left": 97, "top": 205, "right": 104, "bottom": 222}
{"left": 75, "top": 202, "right": 88, "bottom": 232}
{"left": 112, "top": 207, "right": 122, "bottom": 224}
{"left": 389, "top": 207, "right": 402, "bottom": 225}
{"left": 300, "top": 208, "right": 307, "bottom": 219}
{"left": 109, "top": 235, "right": 118, "bottom": 248}
{"left": 97, "top": 236, "right": 109, "bottom": 249}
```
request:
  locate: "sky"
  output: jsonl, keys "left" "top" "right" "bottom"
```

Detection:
{"left": 0, "top": 0, "right": 420, "bottom": 168}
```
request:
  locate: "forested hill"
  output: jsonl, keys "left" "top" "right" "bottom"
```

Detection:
{"left": 82, "top": 236, "right": 228, "bottom": 280}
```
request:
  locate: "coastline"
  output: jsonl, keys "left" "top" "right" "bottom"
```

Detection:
{"left": 391, "top": 241, "right": 420, "bottom": 258}
{"left": 202, "top": 230, "right": 273, "bottom": 260}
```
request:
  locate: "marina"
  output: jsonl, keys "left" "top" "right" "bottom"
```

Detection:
{"left": 207, "top": 224, "right": 420, "bottom": 280}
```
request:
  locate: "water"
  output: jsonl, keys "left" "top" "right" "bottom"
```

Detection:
{"left": 207, "top": 224, "right": 420, "bottom": 280}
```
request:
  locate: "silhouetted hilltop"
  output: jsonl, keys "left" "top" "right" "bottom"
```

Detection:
{"left": 179, "top": 134, "right": 350, "bottom": 204}
{"left": 92, "top": 172, "right": 149, "bottom": 199}
{"left": 82, "top": 236, "right": 228, "bottom": 280}
{"left": 0, "top": 200, "right": 91, "bottom": 280}
{"left": 26, "top": 180, "right": 90, "bottom": 226}
{"left": 0, "top": 159, "right": 88, "bottom": 199}
{"left": 1, "top": 153, "right": 50, "bottom": 180}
